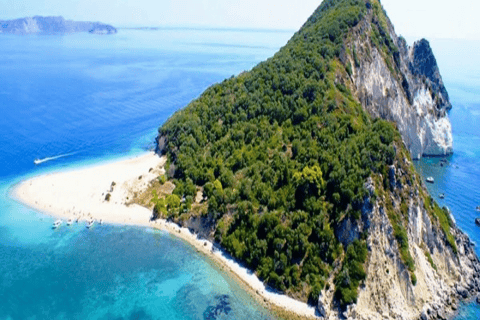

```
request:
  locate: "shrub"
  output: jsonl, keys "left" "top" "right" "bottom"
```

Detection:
{"left": 411, "top": 273, "right": 417, "bottom": 286}
{"left": 334, "top": 240, "right": 367, "bottom": 308}
{"left": 158, "top": 175, "right": 167, "bottom": 185}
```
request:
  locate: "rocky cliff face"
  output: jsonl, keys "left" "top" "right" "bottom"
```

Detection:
{"left": 345, "top": 6, "right": 452, "bottom": 159}
{"left": 0, "top": 16, "right": 117, "bottom": 35}
{"left": 356, "top": 192, "right": 478, "bottom": 319}
{"left": 318, "top": 164, "right": 478, "bottom": 319}
{"left": 326, "top": 7, "right": 477, "bottom": 313}
{"left": 319, "top": 152, "right": 480, "bottom": 320}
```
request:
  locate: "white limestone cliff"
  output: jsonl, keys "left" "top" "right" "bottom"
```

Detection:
{"left": 346, "top": 8, "right": 453, "bottom": 159}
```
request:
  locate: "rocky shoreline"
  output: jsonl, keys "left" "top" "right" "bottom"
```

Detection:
{"left": 440, "top": 229, "right": 480, "bottom": 320}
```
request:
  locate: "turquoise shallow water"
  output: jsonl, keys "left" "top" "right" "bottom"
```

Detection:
{"left": 0, "top": 31, "right": 479, "bottom": 319}
{"left": 0, "top": 29, "right": 294, "bottom": 320}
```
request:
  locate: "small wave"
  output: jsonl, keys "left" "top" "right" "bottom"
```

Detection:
{"left": 34, "top": 152, "right": 76, "bottom": 165}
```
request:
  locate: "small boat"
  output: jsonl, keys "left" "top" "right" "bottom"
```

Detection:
{"left": 475, "top": 218, "right": 480, "bottom": 226}
{"left": 426, "top": 177, "right": 434, "bottom": 183}
{"left": 439, "top": 193, "right": 445, "bottom": 199}
{"left": 99, "top": 219, "right": 103, "bottom": 225}
{"left": 476, "top": 206, "right": 480, "bottom": 212}
{"left": 86, "top": 219, "right": 94, "bottom": 228}
{"left": 34, "top": 153, "right": 76, "bottom": 166}
{"left": 67, "top": 218, "right": 73, "bottom": 225}
{"left": 52, "top": 220, "right": 62, "bottom": 229}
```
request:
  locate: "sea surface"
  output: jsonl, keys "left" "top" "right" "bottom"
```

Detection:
{"left": 0, "top": 29, "right": 479, "bottom": 320}
{"left": 0, "top": 28, "right": 294, "bottom": 320}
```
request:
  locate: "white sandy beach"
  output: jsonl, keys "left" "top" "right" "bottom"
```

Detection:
{"left": 12, "top": 152, "right": 165, "bottom": 226}
{"left": 11, "top": 152, "right": 318, "bottom": 319}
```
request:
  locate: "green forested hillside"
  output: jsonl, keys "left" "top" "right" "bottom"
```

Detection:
{"left": 155, "top": 0, "right": 455, "bottom": 308}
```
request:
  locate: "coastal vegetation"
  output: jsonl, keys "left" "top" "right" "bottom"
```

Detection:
{"left": 151, "top": 0, "right": 457, "bottom": 308}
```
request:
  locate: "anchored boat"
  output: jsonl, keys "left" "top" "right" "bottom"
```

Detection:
{"left": 86, "top": 219, "right": 94, "bottom": 228}
{"left": 52, "top": 220, "right": 62, "bottom": 229}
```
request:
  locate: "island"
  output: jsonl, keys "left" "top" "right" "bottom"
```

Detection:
{"left": 0, "top": 16, "right": 117, "bottom": 35}
{"left": 11, "top": 0, "right": 480, "bottom": 319}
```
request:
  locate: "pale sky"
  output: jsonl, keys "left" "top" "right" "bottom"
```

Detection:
{"left": 1, "top": 0, "right": 479, "bottom": 40}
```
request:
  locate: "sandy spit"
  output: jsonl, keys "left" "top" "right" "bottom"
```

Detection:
{"left": 11, "top": 152, "right": 318, "bottom": 319}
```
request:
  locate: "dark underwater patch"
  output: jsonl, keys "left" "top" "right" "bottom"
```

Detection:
{"left": 203, "top": 294, "right": 232, "bottom": 320}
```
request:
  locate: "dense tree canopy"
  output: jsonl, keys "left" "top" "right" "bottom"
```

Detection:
{"left": 155, "top": 0, "right": 428, "bottom": 307}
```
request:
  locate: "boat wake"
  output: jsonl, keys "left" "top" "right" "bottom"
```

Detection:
{"left": 34, "top": 152, "right": 76, "bottom": 165}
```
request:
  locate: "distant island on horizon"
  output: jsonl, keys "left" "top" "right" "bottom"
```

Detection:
{"left": 0, "top": 16, "right": 117, "bottom": 35}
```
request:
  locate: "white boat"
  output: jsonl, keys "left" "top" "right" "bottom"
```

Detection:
{"left": 99, "top": 219, "right": 103, "bottom": 225}
{"left": 52, "top": 220, "right": 62, "bottom": 229}
{"left": 67, "top": 218, "right": 73, "bottom": 225}
{"left": 439, "top": 193, "right": 445, "bottom": 199}
{"left": 426, "top": 177, "right": 434, "bottom": 183}
{"left": 86, "top": 219, "right": 94, "bottom": 228}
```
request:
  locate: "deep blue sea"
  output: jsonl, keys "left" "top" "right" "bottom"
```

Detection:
{"left": 0, "top": 30, "right": 479, "bottom": 319}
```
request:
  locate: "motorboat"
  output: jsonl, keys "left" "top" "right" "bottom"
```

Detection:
{"left": 86, "top": 219, "right": 94, "bottom": 228}
{"left": 439, "top": 193, "right": 445, "bottom": 199}
{"left": 426, "top": 177, "right": 434, "bottom": 183}
{"left": 52, "top": 220, "right": 62, "bottom": 229}
{"left": 67, "top": 218, "right": 73, "bottom": 225}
